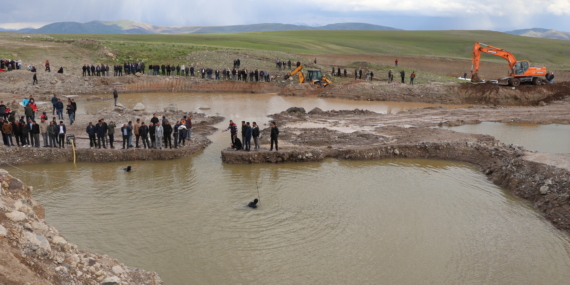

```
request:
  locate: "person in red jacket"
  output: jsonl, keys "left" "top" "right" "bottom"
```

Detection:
{"left": 45, "top": 60, "right": 50, "bottom": 72}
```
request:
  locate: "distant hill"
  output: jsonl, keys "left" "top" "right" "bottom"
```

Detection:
{"left": 12, "top": 20, "right": 400, "bottom": 34}
{"left": 505, "top": 28, "right": 570, "bottom": 41}
{"left": 33, "top": 21, "right": 124, "bottom": 34}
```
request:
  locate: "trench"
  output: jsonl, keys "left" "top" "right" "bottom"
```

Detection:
{"left": 5, "top": 93, "right": 570, "bottom": 284}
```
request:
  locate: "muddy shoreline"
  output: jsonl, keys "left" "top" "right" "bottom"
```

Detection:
{"left": 2, "top": 70, "right": 569, "bottom": 106}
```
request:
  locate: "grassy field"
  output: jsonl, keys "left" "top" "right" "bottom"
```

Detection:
{"left": 38, "top": 30, "right": 570, "bottom": 67}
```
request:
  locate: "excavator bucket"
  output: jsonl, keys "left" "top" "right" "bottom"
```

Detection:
{"left": 471, "top": 73, "right": 483, "bottom": 83}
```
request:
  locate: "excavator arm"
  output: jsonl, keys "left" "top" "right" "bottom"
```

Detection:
{"left": 285, "top": 66, "right": 305, "bottom": 83}
{"left": 472, "top": 42, "right": 518, "bottom": 82}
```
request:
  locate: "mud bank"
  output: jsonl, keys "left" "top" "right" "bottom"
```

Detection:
{"left": 0, "top": 140, "right": 211, "bottom": 166}
{"left": 0, "top": 70, "right": 280, "bottom": 96}
{"left": 0, "top": 169, "right": 163, "bottom": 284}
{"left": 281, "top": 81, "right": 570, "bottom": 106}
{"left": 222, "top": 126, "right": 570, "bottom": 233}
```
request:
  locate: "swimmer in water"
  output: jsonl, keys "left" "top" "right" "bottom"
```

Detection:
{"left": 247, "top": 198, "right": 258, "bottom": 208}
{"left": 124, "top": 166, "right": 131, "bottom": 172}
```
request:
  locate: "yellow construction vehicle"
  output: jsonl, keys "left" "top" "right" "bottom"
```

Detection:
{"left": 285, "top": 66, "right": 332, "bottom": 87}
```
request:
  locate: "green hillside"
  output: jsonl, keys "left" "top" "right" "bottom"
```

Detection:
{"left": 46, "top": 30, "right": 570, "bottom": 67}
{"left": 35, "top": 21, "right": 123, "bottom": 34}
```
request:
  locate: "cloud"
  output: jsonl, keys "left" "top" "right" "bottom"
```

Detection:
{"left": 0, "top": 0, "right": 568, "bottom": 31}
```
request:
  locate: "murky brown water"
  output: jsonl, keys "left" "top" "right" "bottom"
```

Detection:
{"left": 7, "top": 94, "right": 570, "bottom": 284}
{"left": 446, "top": 122, "right": 570, "bottom": 154}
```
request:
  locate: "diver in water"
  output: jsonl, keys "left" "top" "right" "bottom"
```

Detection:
{"left": 247, "top": 198, "right": 258, "bottom": 209}
{"left": 124, "top": 166, "right": 131, "bottom": 172}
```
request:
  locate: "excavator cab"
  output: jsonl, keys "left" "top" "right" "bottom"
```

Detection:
{"left": 306, "top": 69, "right": 322, "bottom": 83}
{"left": 514, "top": 61, "right": 529, "bottom": 75}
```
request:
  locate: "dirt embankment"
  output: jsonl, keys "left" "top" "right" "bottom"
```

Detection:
{"left": 0, "top": 70, "right": 281, "bottom": 96}
{"left": 0, "top": 169, "right": 163, "bottom": 284}
{"left": 300, "top": 53, "right": 570, "bottom": 81}
{"left": 281, "top": 81, "right": 570, "bottom": 106}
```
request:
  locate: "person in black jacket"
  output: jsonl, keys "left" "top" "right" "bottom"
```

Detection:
{"left": 270, "top": 121, "right": 279, "bottom": 151}
{"left": 163, "top": 121, "right": 173, "bottom": 149}
{"left": 86, "top": 122, "right": 96, "bottom": 148}
{"left": 252, "top": 122, "right": 260, "bottom": 150}
{"left": 95, "top": 120, "right": 107, "bottom": 148}
{"left": 241, "top": 121, "right": 246, "bottom": 144}
{"left": 31, "top": 121, "right": 40, "bottom": 148}
{"left": 231, "top": 134, "right": 242, "bottom": 150}
{"left": 139, "top": 122, "right": 150, "bottom": 149}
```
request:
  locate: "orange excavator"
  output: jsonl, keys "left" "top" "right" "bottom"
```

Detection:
{"left": 285, "top": 65, "right": 332, "bottom": 87}
{"left": 471, "top": 42, "right": 547, "bottom": 86}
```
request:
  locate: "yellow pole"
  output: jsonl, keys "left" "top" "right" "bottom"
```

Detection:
{"left": 71, "top": 140, "right": 76, "bottom": 164}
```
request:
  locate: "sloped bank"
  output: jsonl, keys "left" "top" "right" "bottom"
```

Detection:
{"left": 281, "top": 81, "right": 570, "bottom": 106}
{"left": 222, "top": 126, "right": 570, "bottom": 233}
{"left": 0, "top": 169, "right": 163, "bottom": 284}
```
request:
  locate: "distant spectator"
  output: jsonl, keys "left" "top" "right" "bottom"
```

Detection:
{"left": 410, "top": 71, "right": 416, "bottom": 85}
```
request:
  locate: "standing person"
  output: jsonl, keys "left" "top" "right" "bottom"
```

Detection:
{"left": 108, "top": 120, "right": 116, "bottom": 149}
{"left": 11, "top": 121, "right": 21, "bottom": 147}
{"left": 39, "top": 118, "right": 48, "bottom": 147}
{"left": 134, "top": 118, "right": 141, "bottom": 148}
{"left": 127, "top": 121, "right": 133, "bottom": 148}
{"left": 241, "top": 121, "right": 246, "bottom": 144}
{"left": 139, "top": 122, "right": 149, "bottom": 149}
{"left": 179, "top": 124, "right": 188, "bottom": 146}
{"left": 47, "top": 121, "right": 56, "bottom": 147}
{"left": 337, "top": 68, "right": 341, "bottom": 77}
{"left": 155, "top": 122, "right": 164, "bottom": 150}
{"left": 86, "top": 122, "right": 96, "bottom": 148}
{"left": 223, "top": 120, "right": 238, "bottom": 145}
{"left": 1, "top": 120, "right": 11, "bottom": 146}
{"left": 95, "top": 120, "right": 107, "bottom": 149}
{"left": 163, "top": 121, "right": 172, "bottom": 149}
{"left": 24, "top": 103, "right": 34, "bottom": 122}
{"left": 270, "top": 121, "right": 279, "bottom": 151}
{"left": 45, "top": 60, "right": 50, "bottom": 72}
{"left": 359, "top": 69, "right": 362, "bottom": 80}
{"left": 185, "top": 115, "right": 192, "bottom": 140}
{"left": 370, "top": 71, "right": 374, "bottom": 81}
{"left": 344, "top": 69, "right": 347, "bottom": 77}
{"left": 354, "top": 69, "right": 358, "bottom": 80}
{"left": 121, "top": 124, "right": 129, "bottom": 149}
{"left": 149, "top": 122, "right": 156, "bottom": 149}
{"left": 113, "top": 88, "right": 118, "bottom": 106}
{"left": 395, "top": 59, "right": 398, "bottom": 67}
{"left": 57, "top": 121, "right": 66, "bottom": 148}
{"left": 400, "top": 70, "right": 406, "bottom": 84}
{"left": 173, "top": 121, "right": 180, "bottom": 148}
{"left": 66, "top": 101, "right": 75, "bottom": 125}
{"left": 55, "top": 99, "right": 64, "bottom": 120}
{"left": 244, "top": 122, "right": 252, "bottom": 151}
{"left": 252, "top": 122, "right": 260, "bottom": 151}
{"left": 388, "top": 70, "right": 393, "bottom": 83}
{"left": 150, "top": 113, "right": 159, "bottom": 125}
{"left": 51, "top": 94, "right": 58, "bottom": 115}
{"left": 20, "top": 117, "right": 29, "bottom": 147}
{"left": 410, "top": 71, "right": 416, "bottom": 85}
{"left": 30, "top": 121, "right": 40, "bottom": 148}
{"left": 33, "top": 73, "right": 38, "bottom": 85}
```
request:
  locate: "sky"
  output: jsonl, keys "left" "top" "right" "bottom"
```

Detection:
{"left": 0, "top": 0, "right": 569, "bottom": 31}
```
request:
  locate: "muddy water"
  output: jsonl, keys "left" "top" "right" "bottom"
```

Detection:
{"left": 79, "top": 92, "right": 469, "bottom": 117}
{"left": 7, "top": 94, "right": 570, "bottom": 284}
{"left": 446, "top": 123, "right": 570, "bottom": 154}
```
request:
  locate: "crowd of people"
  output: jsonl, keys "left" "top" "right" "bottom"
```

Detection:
{"left": 84, "top": 113, "right": 193, "bottom": 150}
{"left": 0, "top": 94, "right": 78, "bottom": 148}
{"left": 0, "top": 59, "right": 22, "bottom": 71}
{"left": 223, "top": 120, "right": 279, "bottom": 151}
{"left": 388, "top": 69, "right": 416, "bottom": 84}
